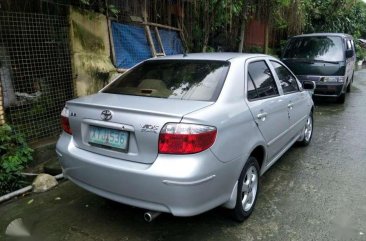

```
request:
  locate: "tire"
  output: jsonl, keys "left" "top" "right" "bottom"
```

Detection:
{"left": 337, "top": 93, "right": 346, "bottom": 104}
{"left": 232, "top": 157, "right": 260, "bottom": 222}
{"left": 346, "top": 82, "right": 351, "bottom": 93}
{"left": 347, "top": 73, "right": 354, "bottom": 93}
{"left": 297, "top": 112, "right": 313, "bottom": 146}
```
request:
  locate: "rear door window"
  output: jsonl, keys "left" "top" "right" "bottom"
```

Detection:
{"left": 247, "top": 73, "right": 258, "bottom": 100}
{"left": 103, "top": 60, "right": 230, "bottom": 101}
{"left": 270, "top": 61, "right": 299, "bottom": 94}
{"left": 247, "top": 61, "right": 279, "bottom": 100}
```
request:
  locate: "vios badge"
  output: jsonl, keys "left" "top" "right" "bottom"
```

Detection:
{"left": 100, "top": 110, "right": 113, "bottom": 121}
{"left": 141, "top": 124, "right": 159, "bottom": 134}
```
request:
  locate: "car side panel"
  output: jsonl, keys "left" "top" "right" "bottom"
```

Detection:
{"left": 267, "top": 59, "right": 311, "bottom": 137}
{"left": 181, "top": 58, "right": 267, "bottom": 177}
{"left": 244, "top": 57, "right": 292, "bottom": 164}
{"left": 245, "top": 95, "right": 291, "bottom": 163}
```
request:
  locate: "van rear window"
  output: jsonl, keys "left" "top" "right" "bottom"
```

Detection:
{"left": 103, "top": 60, "right": 230, "bottom": 101}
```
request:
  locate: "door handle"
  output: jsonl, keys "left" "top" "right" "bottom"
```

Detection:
{"left": 288, "top": 103, "right": 294, "bottom": 109}
{"left": 257, "top": 112, "right": 268, "bottom": 120}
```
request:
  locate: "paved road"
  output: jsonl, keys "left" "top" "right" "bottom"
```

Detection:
{"left": 1, "top": 70, "right": 366, "bottom": 241}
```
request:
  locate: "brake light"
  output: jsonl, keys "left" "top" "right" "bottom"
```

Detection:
{"left": 158, "top": 123, "right": 217, "bottom": 154}
{"left": 61, "top": 107, "right": 72, "bottom": 135}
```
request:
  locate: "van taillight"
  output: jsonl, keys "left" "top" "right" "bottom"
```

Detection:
{"left": 61, "top": 107, "right": 72, "bottom": 135}
{"left": 158, "top": 123, "right": 217, "bottom": 154}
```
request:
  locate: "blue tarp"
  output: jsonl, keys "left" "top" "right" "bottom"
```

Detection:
{"left": 111, "top": 22, "right": 184, "bottom": 69}
{"left": 158, "top": 28, "right": 184, "bottom": 55}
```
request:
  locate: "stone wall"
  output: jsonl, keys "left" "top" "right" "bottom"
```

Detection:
{"left": 69, "top": 7, "right": 116, "bottom": 96}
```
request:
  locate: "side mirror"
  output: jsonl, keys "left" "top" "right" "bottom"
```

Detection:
{"left": 345, "top": 49, "right": 354, "bottom": 58}
{"left": 302, "top": 80, "right": 316, "bottom": 90}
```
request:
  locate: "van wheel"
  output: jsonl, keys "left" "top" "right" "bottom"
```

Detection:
{"left": 346, "top": 83, "right": 351, "bottom": 93}
{"left": 297, "top": 112, "right": 313, "bottom": 146}
{"left": 232, "top": 157, "right": 260, "bottom": 222}
{"left": 347, "top": 74, "right": 353, "bottom": 93}
{"left": 337, "top": 93, "right": 346, "bottom": 104}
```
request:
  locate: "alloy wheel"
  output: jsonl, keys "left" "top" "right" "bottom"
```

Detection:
{"left": 241, "top": 166, "right": 258, "bottom": 212}
{"left": 304, "top": 115, "right": 313, "bottom": 142}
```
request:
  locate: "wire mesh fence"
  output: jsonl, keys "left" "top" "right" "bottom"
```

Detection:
{"left": 0, "top": 11, "right": 74, "bottom": 142}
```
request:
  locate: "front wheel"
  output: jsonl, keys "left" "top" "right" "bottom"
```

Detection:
{"left": 337, "top": 93, "right": 346, "bottom": 104}
{"left": 346, "top": 82, "right": 351, "bottom": 93}
{"left": 232, "top": 157, "right": 260, "bottom": 222}
{"left": 297, "top": 112, "right": 313, "bottom": 146}
{"left": 347, "top": 74, "right": 354, "bottom": 93}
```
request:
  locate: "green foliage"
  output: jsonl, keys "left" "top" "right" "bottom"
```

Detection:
{"left": 78, "top": 0, "right": 119, "bottom": 17}
{"left": 0, "top": 124, "right": 33, "bottom": 196}
{"left": 356, "top": 42, "right": 366, "bottom": 60}
{"left": 107, "top": 4, "right": 120, "bottom": 17}
{"left": 79, "top": 0, "right": 90, "bottom": 5}
{"left": 247, "top": 46, "right": 264, "bottom": 53}
{"left": 189, "top": 0, "right": 246, "bottom": 52}
{"left": 303, "top": 0, "right": 366, "bottom": 37}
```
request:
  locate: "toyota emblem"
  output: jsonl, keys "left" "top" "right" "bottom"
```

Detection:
{"left": 101, "top": 110, "right": 112, "bottom": 121}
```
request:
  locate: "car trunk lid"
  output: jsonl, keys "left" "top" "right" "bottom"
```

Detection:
{"left": 66, "top": 93, "right": 213, "bottom": 164}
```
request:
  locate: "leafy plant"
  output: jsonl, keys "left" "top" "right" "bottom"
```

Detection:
{"left": 247, "top": 46, "right": 264, "bottom": 53}
{"left": 303, "top": 0, "right": 366, "bottom": 36}
{"left": 0, "top": 124, "right": 33, "bottom": 196}
{"left": 107, "top": 4, "right": 120, "bottom": 17}
{"left": 78, "top": 0, "right": 120, "bottom": 17}
{"left": 356, "top": 42, "right": 366, "bottom": 61}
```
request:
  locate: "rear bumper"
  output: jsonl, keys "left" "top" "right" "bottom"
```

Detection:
{"left": 56, "top": 133, "right": 239, "bottom": 216}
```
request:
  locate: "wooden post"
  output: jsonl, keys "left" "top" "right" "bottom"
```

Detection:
{"left": 264, "top": 23, "right": 269, "bottom": 54}
{"left": 107, "top": 19, "right": 117, "bottom": 66}
{"left": 238, "top": 1, "right": 248, "bottom": 53}
{"left": 142, "top": 0, "right": 157, "bottom": 57}
{"left": 154, "top": 27, "right": 165, "bottom": 56}
{"left": 177, "top": 20, "right": 189, "bottom": 52}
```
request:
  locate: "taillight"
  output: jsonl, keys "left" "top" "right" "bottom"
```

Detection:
{"left": 158, "top": 123, "right": 217, "bottom": 154}
{"left": 61, "top": 107, "right": 72, "bottom": 135}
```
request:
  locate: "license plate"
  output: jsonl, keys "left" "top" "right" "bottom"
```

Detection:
{"left": 89, "top": 126, "right": 129, "bottom": 151}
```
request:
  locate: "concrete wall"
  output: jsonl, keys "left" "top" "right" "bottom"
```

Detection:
{"left": 69, "top": 7, "right": 116, "bottom": 96}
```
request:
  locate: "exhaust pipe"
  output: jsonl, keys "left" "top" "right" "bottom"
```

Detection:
{"left": 144, "top": 211, "right": 161, "bottom": 222}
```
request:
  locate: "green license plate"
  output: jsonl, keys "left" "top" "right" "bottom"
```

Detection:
{"left": 89, "top": 126, "right": 129, "bottom": 151}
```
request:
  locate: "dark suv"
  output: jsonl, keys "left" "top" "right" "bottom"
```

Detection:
{"left": 282, "top": 33, "right": 355, "bottom": 103}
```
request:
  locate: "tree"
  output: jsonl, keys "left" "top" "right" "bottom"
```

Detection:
{"left": 303, "top": 0, "right": 366, "bottom": 37}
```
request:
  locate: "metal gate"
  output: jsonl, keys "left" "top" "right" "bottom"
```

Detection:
{"left": 0, "top": 11, "right": 74, "bottom": 142}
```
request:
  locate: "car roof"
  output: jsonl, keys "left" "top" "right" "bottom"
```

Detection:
{"left": 290, "top": 33, "right": 353, "bottom": 39}
{"left": 152, "top": 52, "right": 268, "bottom": 61}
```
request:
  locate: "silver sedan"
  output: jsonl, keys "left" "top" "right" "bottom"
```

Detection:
{"left": 56, "top": 53, "right": 314, "bottom": 222}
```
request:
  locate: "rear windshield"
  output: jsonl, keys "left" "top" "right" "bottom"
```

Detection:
{"left": 102, "top": 60, "right": 230, "bottom": 101}
{"left": 283, "top": 36, "right": 344, "bottom": 62}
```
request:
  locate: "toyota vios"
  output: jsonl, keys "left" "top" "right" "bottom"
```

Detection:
{"left": 56, "top": 53, "right": 315, "bottom": 222}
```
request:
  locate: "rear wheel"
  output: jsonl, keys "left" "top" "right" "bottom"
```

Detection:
{"left": 232, "top": 157, "right": 260, "bottom": 222}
